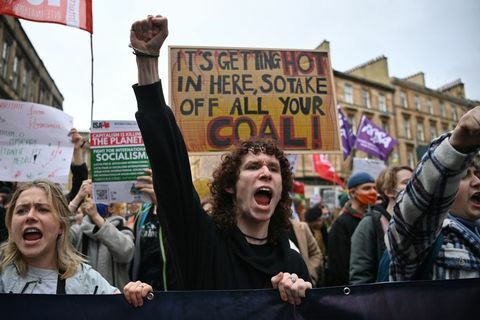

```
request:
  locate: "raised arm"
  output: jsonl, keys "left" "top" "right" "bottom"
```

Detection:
{"left": 67, "top": 128, "right": 88, "bottom": 201}
{"left": 387, "top": 106, "right": 480, "bottom": 280}
{"left": 130, "top": 15, "right": 209, "bottom": 289}
{"left": 130, "top": 15, "right": 167, "bottom": 85}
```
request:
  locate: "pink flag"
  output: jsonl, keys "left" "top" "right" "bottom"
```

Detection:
{"left": 0, "top": 0, "right": 93, "bottom": 33}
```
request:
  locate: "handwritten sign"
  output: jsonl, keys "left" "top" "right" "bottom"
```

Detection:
{"left": 352, "top": 157, "right": 386, "bottom": 179}
{"left": 169, "top": 46, "right": 341, "bottom": 153}
{"left": 0, "top": 99, "right": 73, "bottom": 183}
{"left": 90, "top": 120, "right": 150, "bottom": 204}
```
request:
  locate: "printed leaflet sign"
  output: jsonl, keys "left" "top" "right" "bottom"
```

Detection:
{"left": 90, "top": 120, "right": 149, "bottom": 203}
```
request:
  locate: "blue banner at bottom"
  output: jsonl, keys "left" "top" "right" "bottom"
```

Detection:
{"left": 1, "top": 278, "right": 478, "bottom": 319}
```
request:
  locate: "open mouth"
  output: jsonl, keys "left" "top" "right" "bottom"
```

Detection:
{"left": 254, "top": 187, "right": 272, "bottom": 206}
{"left": 471, "top": 192, "right": 480, "bottom": 205}
{"left": 23, "top": 227, "right": 43, "bottom": 241}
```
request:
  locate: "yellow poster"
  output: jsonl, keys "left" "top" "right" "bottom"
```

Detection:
{"left": 169, "top": 46, "right": 340, "bottom": 153}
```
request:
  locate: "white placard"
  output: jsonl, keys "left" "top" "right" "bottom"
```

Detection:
{"left": 0, "top": 99, "right": 73, "bottom": 183}
{"left": 352, "top": 157, "right": 386, "bottom": 179}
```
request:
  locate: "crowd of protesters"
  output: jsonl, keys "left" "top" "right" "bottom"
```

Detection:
{"left": 0, "top": 13, "right": 479, "bottom": 310}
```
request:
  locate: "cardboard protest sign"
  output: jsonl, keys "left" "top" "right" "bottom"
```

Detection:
{"left": 0, "top": 99, "right": 73, "bottom": 183}
{"left": 169, "top": 46, "right": 341, "bottom": 153}
{"left": 90, "top": 120, "right": 150, "bottom": 204}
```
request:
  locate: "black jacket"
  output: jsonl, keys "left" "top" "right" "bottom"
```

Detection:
{"left": 133, "top": 81, "right": 309, "bottom": 290}
{"left": 326, "top": 205, "right": 365, "bottom": 286}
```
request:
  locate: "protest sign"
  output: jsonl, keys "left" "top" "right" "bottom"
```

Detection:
{"left": 169, "top": 46, "right": 341, "bottom": 153}
{"left": 0, "top": 99, "right": 73, "bottom": 183}
{"left": 0, "top": 0, "right": 93, "bottom": 33}
{"left": 90, "top": 120, "right": 150, "bottom": 203}
{"left": 352, "top": 157, "right": 386, "bottom": 179}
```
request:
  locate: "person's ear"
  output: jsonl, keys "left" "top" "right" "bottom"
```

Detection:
{"left": 225, "top": 187, "right": 234, "bottom": 194}
{"left": 384, "top": 189, "right": 396, "bottom": 199}
{"left": 348, "top": 189, "right": 355, "bottom": 199}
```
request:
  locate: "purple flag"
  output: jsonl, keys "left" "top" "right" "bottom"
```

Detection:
{"left": 338, "top": 105, "right": 356, "bottom": 159}
{"left": 354, "top": 116, "right": 398, "bottom": 161}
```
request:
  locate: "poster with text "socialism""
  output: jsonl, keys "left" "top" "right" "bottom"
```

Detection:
{"left": 90, "top": 120, "right": 150, "bottom": 204}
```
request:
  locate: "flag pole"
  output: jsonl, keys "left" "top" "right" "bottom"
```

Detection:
{"left": 90, "top": 33, "right": 94, "bottom": 127}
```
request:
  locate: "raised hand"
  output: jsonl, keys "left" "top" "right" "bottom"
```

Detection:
{"left": 449, "top": 106, "right": 480, "bottom": 154}
{"left": 135, "top": 168, "right": 157, "bottom": 206}
{"left": 130, "top": 15, "right": 169, "bottom": 56}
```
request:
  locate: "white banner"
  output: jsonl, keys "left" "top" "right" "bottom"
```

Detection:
{"left": 0, "top": 99, "right": 73, "bottom": 183}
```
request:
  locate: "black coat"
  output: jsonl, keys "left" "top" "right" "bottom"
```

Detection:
{"left": 134, "top": 81, "right": 309, "bottom": 290}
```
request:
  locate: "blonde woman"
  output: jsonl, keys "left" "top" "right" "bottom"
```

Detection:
{"left": 0, "top": 180, "right": 151, "bottom": 306}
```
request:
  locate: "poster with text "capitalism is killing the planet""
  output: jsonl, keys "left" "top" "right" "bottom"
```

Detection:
{"left": 90, "top": 120, "right": 149, "bottom": 204}
{"left": 169, "top": 46, "right": 341, "bottom": 153}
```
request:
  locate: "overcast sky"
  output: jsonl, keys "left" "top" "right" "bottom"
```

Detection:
{"left": 20, "top": 0, "right": 480, "bottom": 131}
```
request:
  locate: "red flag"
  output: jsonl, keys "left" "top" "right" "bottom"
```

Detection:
{"left": 312, "top": 154, "right": 344, "bottom": 187}
{"left": 0, "top": 0, "right": 93, "bottom": 33}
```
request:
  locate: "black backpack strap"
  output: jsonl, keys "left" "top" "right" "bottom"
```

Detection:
{"left": 81, "top": 233, "right": 89, "bottom": 256}
{"left": 56, "top": 273, "right": 66, "bottom": 294}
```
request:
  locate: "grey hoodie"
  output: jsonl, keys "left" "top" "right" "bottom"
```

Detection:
{"left": 70, "top": 215, "right": 134, "bottom": 289}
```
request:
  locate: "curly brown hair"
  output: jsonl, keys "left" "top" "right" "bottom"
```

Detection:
{"left": 209, "top": 139, "right": 293, "bottom": 244}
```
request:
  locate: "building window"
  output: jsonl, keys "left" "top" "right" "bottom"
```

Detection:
{"left": 414, "top": 95, "right": 421, "bottom": 111}
{"left": 39, "top": 80, "right": 46, "bottom": 104}
{"left": 416, "top": 121, "right": 425, "bottom": 142}
{"left": 400, "top": 91, "right": 408, "bottom": 108}
{"left": 30, "top": 74, "right": 38, "bottom": 102}
{"left": 427, "top": 98, "right": 434, "bottom": 115}
{"left": 440, "top": 103, "right": 446, "bottom": 118}
{"left": 442, "top": 123, "right": 449, "bottom": 133}
{"left": 52, "top": 98, "right": 61, "bottom": 109}
{"left": 430, "top": 121, "right": 437, "bottom": 140}
{"left": 361, "top": 89, "right": 371, "bottom": 108}
{"left": 347, "top": 114, "right": 357, "bottom": 133}
{"left": 21, "top": 64, "right": 30, "bottom": 100}
{"left": 404, "top": 117, "right": 411, "bottom": 139}
{"left": 407, "top": 148, "right": 415, "bottom": 168}
{"left": 344, "top": 83, "right": 353, "bottom": 104}
{"left": 379, "top": 93, "right": 387, "bottom": 112}
{"left": 381, "top": 119, "right": 389, "bottom": 132}
{"left": 450, "top": 105, "right": 457, "bottom": 121}
{"left": 1, "top": 40, "right": 11, "bottom": 79}
{"left": 12, "top": 55, "right": 21, "bottom": 90}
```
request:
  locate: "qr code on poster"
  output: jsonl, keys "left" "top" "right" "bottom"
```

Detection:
{"left": 95, "top": 185, "right": 109, "bottom": 202}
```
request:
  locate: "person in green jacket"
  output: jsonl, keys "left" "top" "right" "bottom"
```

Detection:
{"left": 349, "top": 165, "right": 412, "bottom": 284}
